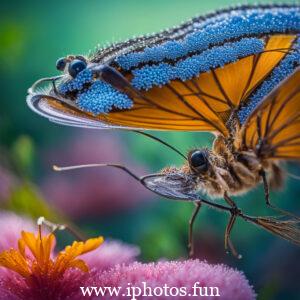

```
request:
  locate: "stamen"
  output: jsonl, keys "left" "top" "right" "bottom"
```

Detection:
{"left": 37, "top": 216, "right": 85, "bottom": 241}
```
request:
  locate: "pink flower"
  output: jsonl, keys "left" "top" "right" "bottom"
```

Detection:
{"left": 0, "top": 212, "right": 44, "bottom": 280}
{"left": 0, "top": 229, "right": 103, "bottom": 300}
{"left": 0, "top": 211, "right": 36, "bottom": 251}
{"left": 89, "top": 260, "right": 256, "bottom": 300}
{"left": 0, "top": 213, "right": 140, "bottom": 300}
{"left": 82, "top": 240, "right": 140, "bottom": 271}
{"left": 41, "top": 131, "right": 151, "bottom": 219}
{"left": 0, "top": 269, "right": 90, "bottom": 300}
{"left": 0, "top": 215, "right": 255, "bottom": 300}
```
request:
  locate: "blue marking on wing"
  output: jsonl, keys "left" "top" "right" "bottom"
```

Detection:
{"left": 238, "top": 36, "right": 300, "bottom": 123}
{"left": 58, "top": 69, "right": 133, "bottom": 115}
{"left": 116, "top": 7, "right": 300, "bottom": 70}
{"left": 131, "top": 38, "right": 264, "bottom": 90}
{"left": 59, "top": 69, "right": 93, "bottom": 93}
{"left": 76, "top": 81, "right": 133, "bottom": 114}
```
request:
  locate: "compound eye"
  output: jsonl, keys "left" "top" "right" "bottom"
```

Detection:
{"left": 56, "top": 57, "right": 67, "bottom": 71}
{"left": 190, "top": 150, "right": 208, "bottom": 172}
{"left": 68, "top": 59, "right": 87, "bottom": 78}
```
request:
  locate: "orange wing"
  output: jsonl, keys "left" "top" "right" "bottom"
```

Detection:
{"left": 240, "top": 68, "right": 300, "bottom": 160}
{"left": 97, "top": 34, "right": 296, "bottom": 135}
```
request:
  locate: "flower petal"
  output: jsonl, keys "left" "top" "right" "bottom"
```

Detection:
{"left": 0, "top": 249, "right": 30, "bottom": 277}
{"left": 68, "top": 259, "right": 89, "bottom": 272}
{"left": 81, "top": 237, "right": 104, "bottom": 255}
{"left": 53, "top": 237, "right": 103, "bottom": 276}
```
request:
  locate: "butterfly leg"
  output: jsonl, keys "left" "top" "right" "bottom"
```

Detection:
{"left": 260, "top": 169, "right": 300, "bottom": 220}
{"left": 223, "top": 193, "right": 242, "bottom": 258}
{"left": 188, "top": 200, "right": 202, "bottom": 258}
{"left": 91, "top": 65, "right": 138, "bottom": 97}
{"left": 256, "top": 112, "right": 300, "bottom": 219}
{"left": 260, "top": 169, "right": 271, "bottom": 205}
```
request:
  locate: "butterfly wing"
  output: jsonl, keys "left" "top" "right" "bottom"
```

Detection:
{"left": 28, "top": 34, "right": 296, "bottom": 136}
{"left": 27, "top": 5, "right": 299, "bottom": 135}
{"left": 240, "top": 68, "right": 300, "bottom": 160}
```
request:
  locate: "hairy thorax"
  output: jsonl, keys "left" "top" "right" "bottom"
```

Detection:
{"left": 185, "top": 135, "right": 284, "bottom": 198}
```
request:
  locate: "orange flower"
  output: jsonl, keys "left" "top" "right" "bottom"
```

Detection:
{"left": 0, "top": 229, "right": 103, "bottom": 280}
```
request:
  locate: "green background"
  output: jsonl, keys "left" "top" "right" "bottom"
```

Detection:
{"left": 0, "top": 1, "right": 299, "bottom": 299}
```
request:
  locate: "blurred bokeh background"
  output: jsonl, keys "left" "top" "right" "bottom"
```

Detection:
{"left": 0, "top": 0, "right": 299, "bottom": 299}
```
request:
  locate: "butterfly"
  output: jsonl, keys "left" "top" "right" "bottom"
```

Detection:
{"left": 27, "top": 4, "right": 300, "bottom": 257}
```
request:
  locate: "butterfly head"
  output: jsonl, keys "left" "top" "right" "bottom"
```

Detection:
{"left": 27, "top": 56, "right": 135, "bottom": 122}
{"left": 140, "top": 148, "right": 212, "bottom": 201}
{"left": 188, "top": 149, "right": 210, "bottom": 175}
{"left": 28, "top": 54, "right": 95, "bottom": 104}
{"left": 55, "top": 55, "right": 88, "bottom": 78}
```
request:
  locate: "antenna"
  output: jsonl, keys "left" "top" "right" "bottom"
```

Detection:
{"left": 132, "top": 130, "right": 187, "bottom": 160}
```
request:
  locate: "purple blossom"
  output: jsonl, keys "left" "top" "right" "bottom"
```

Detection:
{"left": 0, "top": 211, "right": 36, "bottom": 251}
{"left": 82, "top": 240, "right": 140, "bottom": 271}
{"left": 0, "top": 212, "right": 44, "bottom": 279}
{"left": 0, "top": 270, "right": 90, "bottom": 300}
{"left": 0, "top": 214, "right": 140, "bottom": 300}
{"left": 89, "top": 260, "right": 256, "bottom": 300}
{"left": 0, "top": 210, "right": 255, "bottom": 300}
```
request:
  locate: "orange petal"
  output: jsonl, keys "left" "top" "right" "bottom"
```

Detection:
{"left": 69, "top": 258, "right": 89, "bottom": 272}
{"left": 21, "top": 231, "right": 39, "bottom": 259}
{"left": 53, "top": 236, "right": 103, "bottom": 276}
{"left": 18, "top": 238, "right": 26, "bottom": 258}
{"left": 81, "top": 237, "right": 104, "bottom": 255}
{"left": 0, "top": 249, "right": 31, "bottom": 277}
